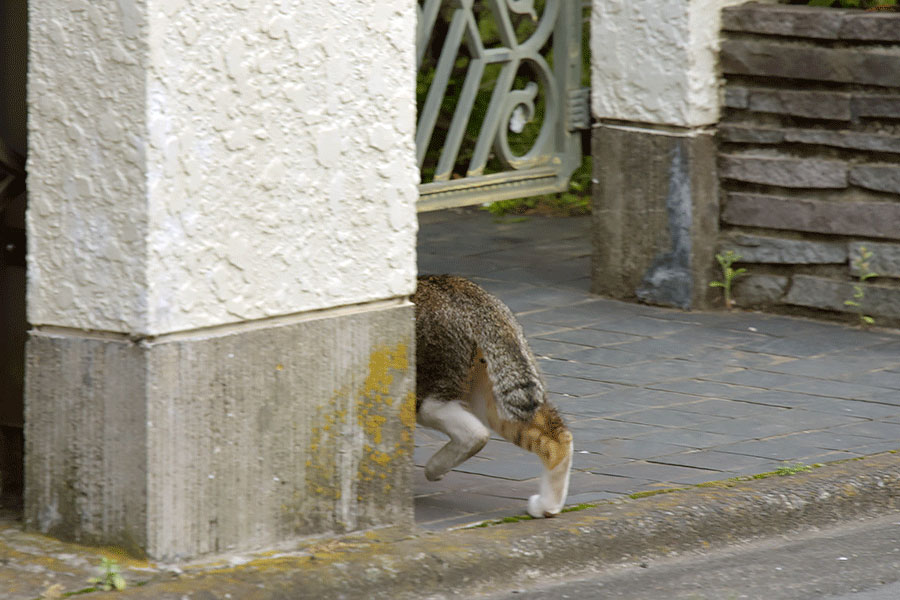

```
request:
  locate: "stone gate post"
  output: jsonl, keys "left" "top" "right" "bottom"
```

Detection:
{"left": 25, "top": 0, "right": 418, "bottom": 560}
{"left": 590, "top": 0, "right": 753, "bottom": 309}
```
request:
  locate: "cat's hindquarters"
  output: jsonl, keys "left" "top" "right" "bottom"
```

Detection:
{"left": 413, "top": 276, "right": 572, "bottom": 517}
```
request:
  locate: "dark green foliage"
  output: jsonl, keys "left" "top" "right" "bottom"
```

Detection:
{"left": 482, "top": 156, "right": 593, "bottom": 218}
{"left": 801, "top": 0, "right": 897, "bottom": 8}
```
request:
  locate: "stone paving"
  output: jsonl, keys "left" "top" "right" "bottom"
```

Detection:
{"left": 413, "top": 207, "right": 900, "bottom": 530}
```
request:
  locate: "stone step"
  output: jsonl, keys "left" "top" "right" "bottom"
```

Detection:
{"left": 722, "top": 2, "right": 900, "bottom": 42}
{"left": 849, "top": 241, "right": 900, "bottom": 280}
{"left": 721, "top": 39, "right": 900, "bottom": 88}
{"left": 720, "top": 154, "right": 900, "bottom": 195}
{"left": 785, "top": 274, "right": 900, "bottom": 319}
{"left": 719, "top": 154, "right": 848, "bottom": 189}
{"left": 724, "top": 87, "right": 851, "bottom": 121}
{"left": 720, "top": 233, "right": 847, "bottom": 265}
{"left": 719, "top": 125, "right": 900, "bottom": 155}
{"left": 722, "top": 193, "right": 900, "bottom": 240}
{"left": 725, "top": 85, "right": 900, "bottom": 122}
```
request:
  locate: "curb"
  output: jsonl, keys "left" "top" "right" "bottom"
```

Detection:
{"left": 80, "top": 451, "right": 900, "bottom": 599}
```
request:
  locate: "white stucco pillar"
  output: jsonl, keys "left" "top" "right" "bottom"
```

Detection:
{"left": 26, "top": 0, "right": 418, "bottom": 559}
{"left": 591, "top": 0, "right": 748, "bottom": 128}
{"left": 590, "top": 0, "right": 750, "bottom": 310}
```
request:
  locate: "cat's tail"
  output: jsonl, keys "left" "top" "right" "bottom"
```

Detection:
{"left": 490, "top": 402, "right": 574, "bottom": 517}
{"left": 467, "top": 289, "right": 546, "bottom": 423}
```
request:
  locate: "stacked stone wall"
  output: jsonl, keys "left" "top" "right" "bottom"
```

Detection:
{"left": 718, "top": 2, "right": 900, "bottom": 325}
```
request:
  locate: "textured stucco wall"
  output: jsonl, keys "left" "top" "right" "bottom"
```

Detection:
{"left": 591, "top": 0, "right": 753, "bottom": 127}
{"left": 28, "top": 1, "right": 418, "bottom": 335}
{"left": 28, "top": 0, "right": 150, "bottom": 333}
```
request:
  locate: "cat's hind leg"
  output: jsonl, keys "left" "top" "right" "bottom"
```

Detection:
{"left": 527, "top": 420, "right": 573, "bottom": 518}
{"left": 417, "top": 397, "right": 490, "bottom": 482}
{"left": 467, "top": 352, "right": 573, "bottom": 517}
{"left": 497, "top": 402, "right": 573, "bottom": 518}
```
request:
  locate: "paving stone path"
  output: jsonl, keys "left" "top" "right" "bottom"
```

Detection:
{"left": 414, "top": 208, "right": 900, "bottom": 530}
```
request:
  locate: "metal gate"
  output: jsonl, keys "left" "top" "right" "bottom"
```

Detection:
{"left": 416, "top": 0, "right": 589, "bottom": 212}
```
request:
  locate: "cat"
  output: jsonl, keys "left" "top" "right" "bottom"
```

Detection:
{"left": 412, "top": 274, "right": 573, "bottom": 518}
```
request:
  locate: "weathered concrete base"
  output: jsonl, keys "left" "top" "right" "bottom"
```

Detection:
{"left": 591, "top": 124, "right": 718, "bottom": 309}
{"left": 25, "top": 301, "right": 415, "bottom": 561}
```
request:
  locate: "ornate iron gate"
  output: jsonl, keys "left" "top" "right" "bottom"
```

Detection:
{"left": 416, "top": 0, "right": 589, "bottom": 212}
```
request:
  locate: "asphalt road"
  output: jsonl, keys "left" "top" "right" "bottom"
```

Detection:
{"left": 480, "top": 512, "right": 900, "bottom": 600}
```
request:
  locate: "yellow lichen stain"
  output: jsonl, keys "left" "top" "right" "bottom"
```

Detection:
{"left": 304, "top": 341, "right": 412, "bottom": 506}
{"left": 369, "top": 451, "right": 392, "bottom": 466}
{"left": 355, "top": 343, "right": 412, "bottom": 485}
{"left": 362, "top": 414, "right": 387, "bottom": 444}
{"left": 399, "top": 391, "right": 417, "bottom": 444}
{"left": 361, "top": 343, "right": 408, "bottom": 396}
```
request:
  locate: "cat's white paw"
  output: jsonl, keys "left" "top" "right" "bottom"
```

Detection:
{"left": 527, "top": 494, "right": 560, "bottom": 518}
{"left": 424, "top": 466, "right": 445, "bottom": 482}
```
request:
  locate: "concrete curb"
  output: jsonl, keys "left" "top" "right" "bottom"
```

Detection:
{"left": 66, "top": 451, "right": 899, "bottom": 599}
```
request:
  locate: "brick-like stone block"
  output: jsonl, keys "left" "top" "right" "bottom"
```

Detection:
{"left": 841, "top": 13, "right": 900, "bottom": 42}
{"left": 719, "top": 155, "right": 847, "bottom": 189}
{"left": 721, "top": 125, "right": 900, "bottom": 154}
{"left": 719, "top": 126, "right": 784, "bottom": 145}
{"left": 722, "top": 3, "right": 900, "bottom": 42}
{"left": 722, "top": 193, "right": 900, "bottom": 240}
{"left": 849, "top": 165, "right": 900, "bottom": 195}
{"left": 747, "top": 88, "right": 851, "bottom": 121}
{"left": 721, "top": 40, "right": 900, "bottom": 88}
{"left": 849, "top": 242, "right": 900, "bottom": 279}
{"left": 720, "top": 126, "right": 900, "bottom": 154}
{"left": 722, "top": 3, "right": 842, "bottom": 39}
{"left": 733, "top": 274, "right": 789, "bottom": 305}
{"left": 785, "top": 275, "right": 900, "bottom": 319}
{"left": 787, "top": 130, "right": 900, "bottom": 155}
{"left": 722, "top": 234, "right": 846, "bottom": 264}
{"left": 592, "top": 125, "right": 718, "bottom": 309}
{"left": 724, "top": 86, "right": 749, "bottom": 109}
{"left": 853, "top": 94, "right": 900, "bottom": 119}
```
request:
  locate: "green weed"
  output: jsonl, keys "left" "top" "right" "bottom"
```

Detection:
{"left": 87, "top": 557, "right": 126, "bottom": 592}
{"left": 845, "top": 246, "right": 877, "bottom": 327}
{"left": 709, "top": 250, "right": 747, "bottom": 310}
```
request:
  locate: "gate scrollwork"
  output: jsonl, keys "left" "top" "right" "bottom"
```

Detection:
{"left": 416, "top": 0, "right": 588, "bottom": 211}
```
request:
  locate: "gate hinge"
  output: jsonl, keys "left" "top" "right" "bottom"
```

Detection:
{"left": 567, "top": 87, "right": 591, "bottom": 131}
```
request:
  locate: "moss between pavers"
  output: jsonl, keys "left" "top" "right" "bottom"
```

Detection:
{"left": 464, "top": 453, "right": 899, "bottom": 530}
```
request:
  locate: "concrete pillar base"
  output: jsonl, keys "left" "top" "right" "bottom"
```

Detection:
{"left": 591, "top": 123, "right": 719, "bottom": 310}
{"left": 25, "top": 301, "right": 415, "bottom": 560}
